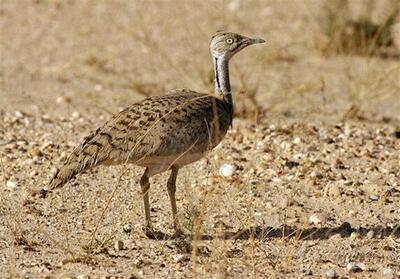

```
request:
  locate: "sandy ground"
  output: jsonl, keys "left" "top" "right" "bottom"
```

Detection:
{"left": 1, "top": 1, "right": 400, "bottom": 278}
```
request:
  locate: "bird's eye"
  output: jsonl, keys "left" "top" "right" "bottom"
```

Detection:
{"left": 226, "top": 38, "right": 234, "bottom": 44}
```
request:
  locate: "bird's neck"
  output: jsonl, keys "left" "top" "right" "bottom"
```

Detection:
{"left": 213, "top": 57, "right": 232, "bottom": 105}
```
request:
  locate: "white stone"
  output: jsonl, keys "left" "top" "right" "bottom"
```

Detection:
{"left": 254, "top": 211, "right": 263, "bottom": 217}
{"left": 173, "top": 254, "right": 190, "bottom": 263}
{"left": 383, "top": 267, "right": 394, "bottom": 278}
{"left": 56, "top": 96, "right": 71, "bottom": 104}
{"left": 42, "top": 114, "right": 50, "bottom": 121}
{"left": 272, "top": 177, "right": 282, "bottom": 183}
{"left": 309, "top": 213, "right": 328, "bottom": 225}
{"left": 6, "top": 180, "right": 17, "bottom": 189}
{"left": 293, "top": 137, "right": 301, "bottom": 144}
{"left": 94, "top": 84, "right": 103, "bottom": 91}
{"left": 123, "top": 223, "right": 133, "bottom": 233}
{"left": 50, "top": 167, "right": 59, "bottom": 177}
{"left": 324, "top": 269, "right": 338, "bottom": 278}
{"left": 114, "top": 240, "right": 124, "bottom": 251}
{"left": 228, "top": 0, "right": 241, "bottom": 11}
{"left": 60, "top": 151, "right": 67, "bottom": 160}
{"left": 369, "top": 195, "right": 379, "bottom": 201}
{"left": 71, "top": 111, "right": 80, "bottom": 119}
{"left": 14, "top": 111, "right": 24, "bottom": 119}
{"left": 346, "top": 262, "right": 367, "bottom": 273}
{"left": 219, "top": 163, "right": 236, "bottom": 177}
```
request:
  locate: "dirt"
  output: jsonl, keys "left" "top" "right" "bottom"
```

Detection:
{"left": 1, "top": 1, "right": 400, "bottom": 278}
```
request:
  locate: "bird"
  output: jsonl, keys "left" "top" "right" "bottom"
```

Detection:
{"left": 43, "top": 31, "right": 265, "bottom": 237}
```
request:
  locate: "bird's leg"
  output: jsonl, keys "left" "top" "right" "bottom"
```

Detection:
{"left": 167, "top": 166, "right": 182, "bottom": 236}
{"left": 140, "top": 168, "right": 152, "bottom": 233}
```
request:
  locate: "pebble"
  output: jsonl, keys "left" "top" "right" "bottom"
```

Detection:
{"left": 60, "top": 151, "right": 67, "bottom": 160}
{"left": 71, "top": 111, "right": 81, "bottom": 119}
{"left": 346, "top": 262, "right": 367, "bottom": 273}
{"left": 114, "top": 240, "right": 124, "bottom": 251}
{"left": 369, "top": 195, "right": 379, "bottom": 201}
{"left": 50, "top": 167, "right": 58, "bottom": 177}
{"left": 15, "top": 111, "right": 24, "bottom": 119}
{"left": 30, "top": 147, "right": 43, "bottom": 157}
{"left": 272, "top": 177, "right": 282, "bottom": 183}
{"left": 293, "top": 137, "right": 301, "bottom": 144}
{"left": 366, "top": 230, "right": 375, "bottom": 239}
{"left": 309, "top": 213, "right": 328, "bottom": 225}
{"left": 219, "top": 163, "right": 236, "bottom": 177}
{"left": 23, "top": 158, "right": 36, "bottom": 166}
{"left": 123, "top": 223, "right": 133, "bottom": 233}
{"left": 56, "top": 96, "right": 72, "bottom": 104}
{"left": 17, "top": 140, "right": 27, "bottom": 146}
{"left": 6, "top": 180, "right": 17, "bottom": 189}
{"left": 324, "top": 269, "right": 338, "bottom": 278}
{"left": 172, "top": 254, "right": 190, "bottom": 263}
{"left": 382, "top": 267, "right": 394, "bottom": 278}
{"left": 228, "top": 0, "right": 240, "bottom": 11}
{"left": 94, "top": 84, "right": 103, "bottom": 91}
{"left": 348, "top": 209, "right": 356, "bottom": 216}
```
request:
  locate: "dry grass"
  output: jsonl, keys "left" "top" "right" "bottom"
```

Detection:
{"left": 318, "top": 0, "right": 399, "bottom": 56}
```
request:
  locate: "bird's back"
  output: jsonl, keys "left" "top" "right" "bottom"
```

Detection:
{"left": 49, "top": 89, "right": 232, "bottom": 189}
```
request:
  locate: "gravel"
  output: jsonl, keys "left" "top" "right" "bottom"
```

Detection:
{"left": 324, "top": 269, "right": 338, "bottom": 279}
{"left": 1, "top": 111, "right": 400, "bottom": 278}
{"left": 346, "top": 262, "right": 367, "bottom": 273}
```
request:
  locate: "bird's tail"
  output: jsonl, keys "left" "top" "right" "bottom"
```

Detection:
{"left": 48, "top": 156, "right": 88, "bottom": 190}
{"left": 42, "top": 128, "right": 110, "bottom": 197}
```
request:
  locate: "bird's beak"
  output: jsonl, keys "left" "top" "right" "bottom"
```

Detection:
{"left": 248, "top": 37, "right": 266, "bottom": 45}
{"left": 239, "top": 36, "right": 266, "bottom": 49}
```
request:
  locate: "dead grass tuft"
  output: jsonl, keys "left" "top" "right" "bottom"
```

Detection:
{"left": 319, "top": 0, "right": 400, "bottom": 57}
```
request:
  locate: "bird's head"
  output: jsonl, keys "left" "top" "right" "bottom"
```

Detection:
{"left": 210, "top": 31, "right": 265, "bottom": 60}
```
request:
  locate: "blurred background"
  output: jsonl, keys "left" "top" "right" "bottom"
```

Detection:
{"left": 1, "top": 0, "right": 399, "bottom": 124}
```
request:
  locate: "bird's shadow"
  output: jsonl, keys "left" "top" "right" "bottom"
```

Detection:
{"left": 216, "top": 222, "right": 400, "bottom": 241}
{"left": 148, "top": 222, "right": 400, "bottom": 241}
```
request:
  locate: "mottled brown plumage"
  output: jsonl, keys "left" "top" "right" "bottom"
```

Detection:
{"left": 50, "top": 90, "right": 231, "bottom": 186}
{"left": 46, "top": 32, "right": 265, "bottom": 236}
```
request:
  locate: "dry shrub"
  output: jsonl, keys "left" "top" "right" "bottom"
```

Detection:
{"left": 319, "top": 0, "right": 400, "bottom": 56}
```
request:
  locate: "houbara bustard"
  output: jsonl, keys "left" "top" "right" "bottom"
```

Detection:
{"left": 42, "top": 32, "right": 265, "bottom": 237}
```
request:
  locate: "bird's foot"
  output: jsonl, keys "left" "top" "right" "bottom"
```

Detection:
{"left": 172, "top": 228, "right": 185, "bottom": 239}
{"left": 144, "top": 227, "right": 167, "bottom": 240}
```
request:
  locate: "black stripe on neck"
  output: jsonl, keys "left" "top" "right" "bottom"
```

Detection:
{"left": 214, "top": 57, "right": 220, "bottom": 90}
